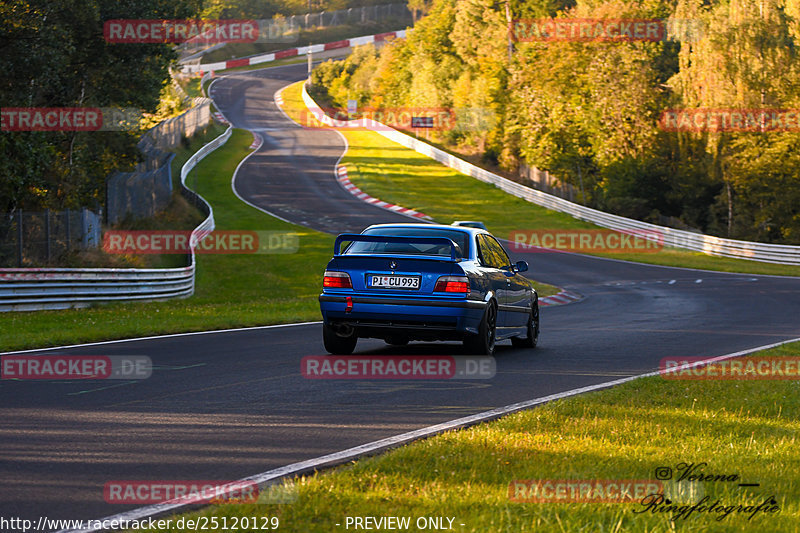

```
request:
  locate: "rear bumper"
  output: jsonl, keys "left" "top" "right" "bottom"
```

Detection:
{"left": 319, "top": 293, "right": 486, "bottom": 340}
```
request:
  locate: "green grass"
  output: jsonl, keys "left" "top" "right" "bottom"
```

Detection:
{"left": 0, "top": 129, "right": 333, "bottom": 352}
{"left": 178, "top": 77, "right": 203, "bottom": 99}
{"left": 77, "top": 125, "right": 231, "bottom": 270}
{"left": 281, "top": 81, "right": 800, "bottom": 278}
{"left": 130, "top": 340, "right": 800, "bottom": 533}
{"left": 0, "top": 112, "right": 558, "bottom": 352}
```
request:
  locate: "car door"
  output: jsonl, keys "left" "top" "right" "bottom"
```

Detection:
{"left": 476, "top": 234, "right": 511, "bottom": 327}
{"left": 483, "top": 235, "right": 530, "bottom": 328}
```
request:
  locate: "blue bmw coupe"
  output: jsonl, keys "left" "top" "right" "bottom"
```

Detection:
{"left": 319, "top": 224, "right": 539, "bottom": 355}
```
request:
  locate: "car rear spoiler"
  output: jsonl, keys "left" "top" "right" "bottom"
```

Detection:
{"left": 334, "top": 234, "right": 463, "bottom": 261}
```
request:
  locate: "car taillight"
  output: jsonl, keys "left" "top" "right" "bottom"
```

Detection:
{"left": 323, "top": 271, "right": 352, "bottom": 289}
{"left": 434, "top": 275, "right": 470, "bottom": 294}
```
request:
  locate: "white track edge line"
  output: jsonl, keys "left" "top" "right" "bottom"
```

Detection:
{"left": 57, "top": 336, "right": 800, "bottom": 532}
{"left": 332, "top": 140, "right": 434, "bottom": 225}
{"left": 229, "top": 129, "right": 296, "bottom": 225}
{"left": 5, "top": 84, "right": 322, "bottom": 358}
{"left": 272, "top": 84, "right": 304, "bottom": 128}
{"left": 0, "top": 321, "right": 321, "bottom": 356}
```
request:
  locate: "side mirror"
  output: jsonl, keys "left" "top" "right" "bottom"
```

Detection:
{"left": 515, "top": 260, "right": 529, "bottom": 273}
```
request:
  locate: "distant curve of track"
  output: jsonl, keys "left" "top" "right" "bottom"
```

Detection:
{"left": 2, "top": 63, "right": 799, "bottom": 527}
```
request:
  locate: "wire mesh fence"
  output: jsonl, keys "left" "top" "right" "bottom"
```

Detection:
{"left": 0, "top": 208, "right": 102, "bottom": 267}
{"left": 284, "top": 3, "right": 411, "bottom": 31}
{"left": 145, "top": 98, "right": 211, "bottom": 152}
{"left": 106, "top": 99, "right": 211, "bottom": 225}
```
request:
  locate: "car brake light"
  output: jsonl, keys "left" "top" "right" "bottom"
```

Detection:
{"left": 323, "top": 271, "right": 352, "bottom": 289}
{"left": 434, "top": 275, "right": 470, "bottom": 294}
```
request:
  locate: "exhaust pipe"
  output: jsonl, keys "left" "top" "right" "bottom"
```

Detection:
{"left": 335, "top": 324, "right": 355, "bottom": 337}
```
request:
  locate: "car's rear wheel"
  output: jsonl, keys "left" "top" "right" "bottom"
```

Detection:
{"left": 511, "top": 297, "right": 539, "bottom": 349}
{"left": 464, "top": 301, "right": 497, "bottom": 356}
{"left": 323, "top": 322, "right": 358, "bottom": 355}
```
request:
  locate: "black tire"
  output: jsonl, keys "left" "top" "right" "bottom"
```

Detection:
{"left": 385, "top": 336, "right": 409, "bottom": 346}
{"left": 464, "top": 301, "right": 497, "bottom": 356}
{"left": 323, "top": 322, "right": 358, "bottom": 355}
{"left": 511, "top": 298, "right": 539, "bottom": 349}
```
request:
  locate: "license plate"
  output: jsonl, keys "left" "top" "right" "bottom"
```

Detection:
{"left": 368, "top": 275, "right": 421, "bottom": 289}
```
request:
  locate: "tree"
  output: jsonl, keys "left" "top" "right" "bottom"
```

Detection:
{"left": 669, "top": 0, "right": 800, "bottom": 238}
{"left": 408, "top": 0, "right": 434, "bottom": 22}
{"left": 0, "top": 0, "right": 199, "bottom": 212}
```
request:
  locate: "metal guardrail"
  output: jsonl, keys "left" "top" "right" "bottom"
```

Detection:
{"left": 177, "top": 3, "right": 410, "bottom": 66}
{"left": 0, "top": 126, "right": 232, "bottom": 312}
{"left": 184, "top": 29, "right": 408, "bottom": 74}
{"left": 302, "top": 83, "right": 800, "bottom": 266}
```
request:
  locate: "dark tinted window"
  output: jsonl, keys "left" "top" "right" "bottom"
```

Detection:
{"left": 476, "top": 235, "right": 498, "bottom": 267}
{"left": 485, "top": 235, "right": 511, "bottom": 268}
{"left": 477, "top": 234, "right": 510, "bottom": 268}
{"left": 345, "top": 227, "right": 469, "bottom": 258}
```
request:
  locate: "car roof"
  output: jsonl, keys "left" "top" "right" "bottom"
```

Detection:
{"left": 362, "top": 223, "right": 489, "bottom": 236}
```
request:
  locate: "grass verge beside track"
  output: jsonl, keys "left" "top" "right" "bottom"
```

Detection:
{"left": 0, "top": 129, "right": 332, "bottom": 352}
{"left": 0, "top": 125, "right": 557, "bottom": 352}
{"left": 280, "top": 81, "right": 800, "bottom": 278}
{"left": 133, "top": 339, "right": 800, "bottom": 533}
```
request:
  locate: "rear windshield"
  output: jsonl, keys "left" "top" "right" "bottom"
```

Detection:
{"left": 344, "top": 227, "right": 470, "bottom": 258}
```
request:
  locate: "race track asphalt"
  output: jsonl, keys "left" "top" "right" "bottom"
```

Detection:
{"left": 2, "top": 63, "right": 799, "bottom": 528}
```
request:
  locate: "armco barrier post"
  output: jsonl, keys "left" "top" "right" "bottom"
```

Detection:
{"left": 16, "top": 209, "right": 23, "bottom": 267}
{"left": 81, "top": 208, "right": 88, "bottom": 248}
{"left": 45, "top": 209, "right": 51, "bottom": 262}
{"left": 65, "top": 208, "right": 70, "bottom": 251}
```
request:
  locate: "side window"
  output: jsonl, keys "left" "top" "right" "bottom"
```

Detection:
{"left": 486, "top": 236, "right": 511, "bottom": 269}
{"left": 477, "top": 235, "right": 501, "bottom": 268}
{"left": 476, "top": 235, "right": 488, "bottom": 266}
